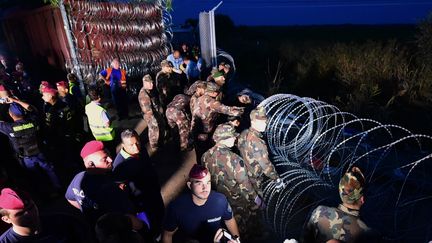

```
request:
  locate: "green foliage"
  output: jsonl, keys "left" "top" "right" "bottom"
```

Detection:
{"left": 273, "top": 36, "right": 432, "bottom": 120}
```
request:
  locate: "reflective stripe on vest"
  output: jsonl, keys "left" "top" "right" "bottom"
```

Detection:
{"left": 11, "top": 122, "right": 40, "bottom": 157}
{"left": 105, "top": 68, "right": 127, "bottom": 88}
{"left": 69, "top": 82, "right": 77, "bottom": 95}
{"left": 85, "top": 102, "right": 114, "bottom": 141}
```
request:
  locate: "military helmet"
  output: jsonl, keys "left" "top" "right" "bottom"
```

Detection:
{"left": 213, "top": 124, "right": 238, "bottom": 142}
{"left": 250, "top": 106, "right": 267, "bottom": 121}
{"left": 339, "top": 166, "right": 365, "bottom": 204}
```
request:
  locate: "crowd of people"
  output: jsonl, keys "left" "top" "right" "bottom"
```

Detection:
{"left": 0, "top": 44, "right": 375, "bottom": 243}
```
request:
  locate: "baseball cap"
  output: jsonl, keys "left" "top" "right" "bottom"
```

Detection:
{"left": 9, "top": 103, "right": 25, "bottom": 117}
{"left": 80, "top": 140, "right": 105, "bottom": 160}
{"left": 339, "top": 167, "right": 366, "bottom": 204}
{"left": 189, "top": 164, "right": 209, "bottom": 179}
{"left": 0, "top": 188, "right": 27, "bottom": 210}
{"left": 250, "top": 106, "right": 267, "bottom": 121}
{"left": 213, "top": 124, "right": 238, "bottom": 142}
{"left": 0, "top": 85, "right": 7, "bottom": 92}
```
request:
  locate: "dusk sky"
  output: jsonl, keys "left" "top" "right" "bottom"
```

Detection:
{"left": 171, "top": 0, "right": 432, "bottom": 26}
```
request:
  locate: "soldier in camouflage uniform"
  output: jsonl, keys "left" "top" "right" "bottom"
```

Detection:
{"left": 237, "top": 106, "right": 285, "bottom": 197}
{"left": 155, "top": 60, "right": 186, "bottom": 110}
{"left": 191, "top": 82, "right": 243, "bottom": 142}
{"left": 165, "top": 94, "right": 191, "bottom": 151}
{"left": 186, "top": 81, "right": 206, "bottom": 116}
{"left": 138, "top": 74, "right": 165, "bottom": 151}
{"left": 303, "top": 167, "right": 372, "bottom": 243}
{"left": 201, "top": 123, "right": 260, "bottom": 237}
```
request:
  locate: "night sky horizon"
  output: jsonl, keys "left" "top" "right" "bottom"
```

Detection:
{"left": 171, "top": 0, "right": 432, "bottom": 26}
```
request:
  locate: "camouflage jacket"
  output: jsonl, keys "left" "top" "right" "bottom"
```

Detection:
{"left": 237, "top": 128, "right": 278, "bottom": 180}
{"left": 185, "top": 80, "right": 202, "bottom": 96}
{"left": 167, "top": 94, "right": 190, "bottom": 111}
{"left": 303, "top": 204, "right": 371, "bottom": 243}
{"left": 202, "top": 144, "right": 257, "bottom": 203}
{"left": 192, "top": 94, "right": 242, "bottom": 134}
{"left": 138, "top": 88, "right": 160, "bottom": 120}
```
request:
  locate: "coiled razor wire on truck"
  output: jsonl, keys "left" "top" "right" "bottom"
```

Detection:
{"left": 63, "top": 0, "right": 172, "bottom": 79}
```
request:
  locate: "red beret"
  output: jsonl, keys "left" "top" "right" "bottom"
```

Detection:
{"left": 80, "top": 140, "right": 104, "bottom": 160}
{"left": 0, "top": 85, "right": 7, "bottom": 92}
{"left": 41, "top": 86, "right": 57, "bottom": 95}
{"left": 189, "top": 164, "right": 209, "bottom": 179}
{"left": 40, "top": 81, "right": 49, "bottom": 88}
{"left": 56, "top": 81, "right": 68, "bottom": 89}
{"left": 0, "top": 188, "right": 25, "bottom": 210}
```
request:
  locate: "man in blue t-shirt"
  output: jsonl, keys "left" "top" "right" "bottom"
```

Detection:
{"left": 99, "top": 58, "right": 129, "bottom": 120}
{"left": 162, "top": 164, "right": 241, "bottom": 243}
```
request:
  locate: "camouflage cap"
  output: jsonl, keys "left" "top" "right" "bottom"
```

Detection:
{"left": 250, "top": 106, "right": 267, "bottom": 121}
{"left": 213, "top": 124, "right": 238, "bottom": 142}
{"left": 205, "top": 82, "right": 220, "bottom": 92}
{"left": 142, "top": 74, "right": 153, "bottom": 83}
{"left": 185, "top": 81, "right": 206, "bottom": 95}
{"left": 339, "top": 167, "right": 365, "bottom": 204}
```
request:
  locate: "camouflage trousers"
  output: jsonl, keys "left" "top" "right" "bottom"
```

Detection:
{"left": 144, "top": 112, "right": 164, "bottom": 150}
{"left": 249, "top": 175, "right": 264, "bottom": 198}
{"left": 226, "top": 192, "right": 264, "bottom": 240}
{"left": 166, "top": 107, "right": 191, "bottom": 151}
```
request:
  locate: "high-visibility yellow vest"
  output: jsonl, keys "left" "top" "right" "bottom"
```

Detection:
{"left": 85, "top": 102, "right": 115, "bottom": 141}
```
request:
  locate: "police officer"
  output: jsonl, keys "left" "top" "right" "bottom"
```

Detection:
{"left": 41, "top": 85, "right": 73, "bottom": 144}
{"left": 138, "top": 74, "right": 165, "bottom": 152}
{"left": 237, "top": 106, "right": 285, "bottom": 196}
{"left": 56, "top": 81, "right": 84, "bottom": 141}
{"left": 162, "top": 164, "right": 240, "bottom": 243}
{"left": 303, "top": 167, "right": 373, "bottom": 242}
{"left": 66, "top": 140, "right": 145, "bottom": 231}
{"left": 0, "top": 99, "right": 61, "bottom": 191}
{"left": 166, "top": 94, "right": 191, "bottom": 151}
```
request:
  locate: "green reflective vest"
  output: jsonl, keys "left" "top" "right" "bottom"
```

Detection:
{"left": 85, "top": 102, "right": 114, "bottom": 141}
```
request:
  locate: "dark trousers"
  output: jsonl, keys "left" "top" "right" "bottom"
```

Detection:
{"left": 111, "top": 87, "right": 129, "bottom": 119}
{"left": 23, "top": 153, "right": 61, "bottom": 190}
